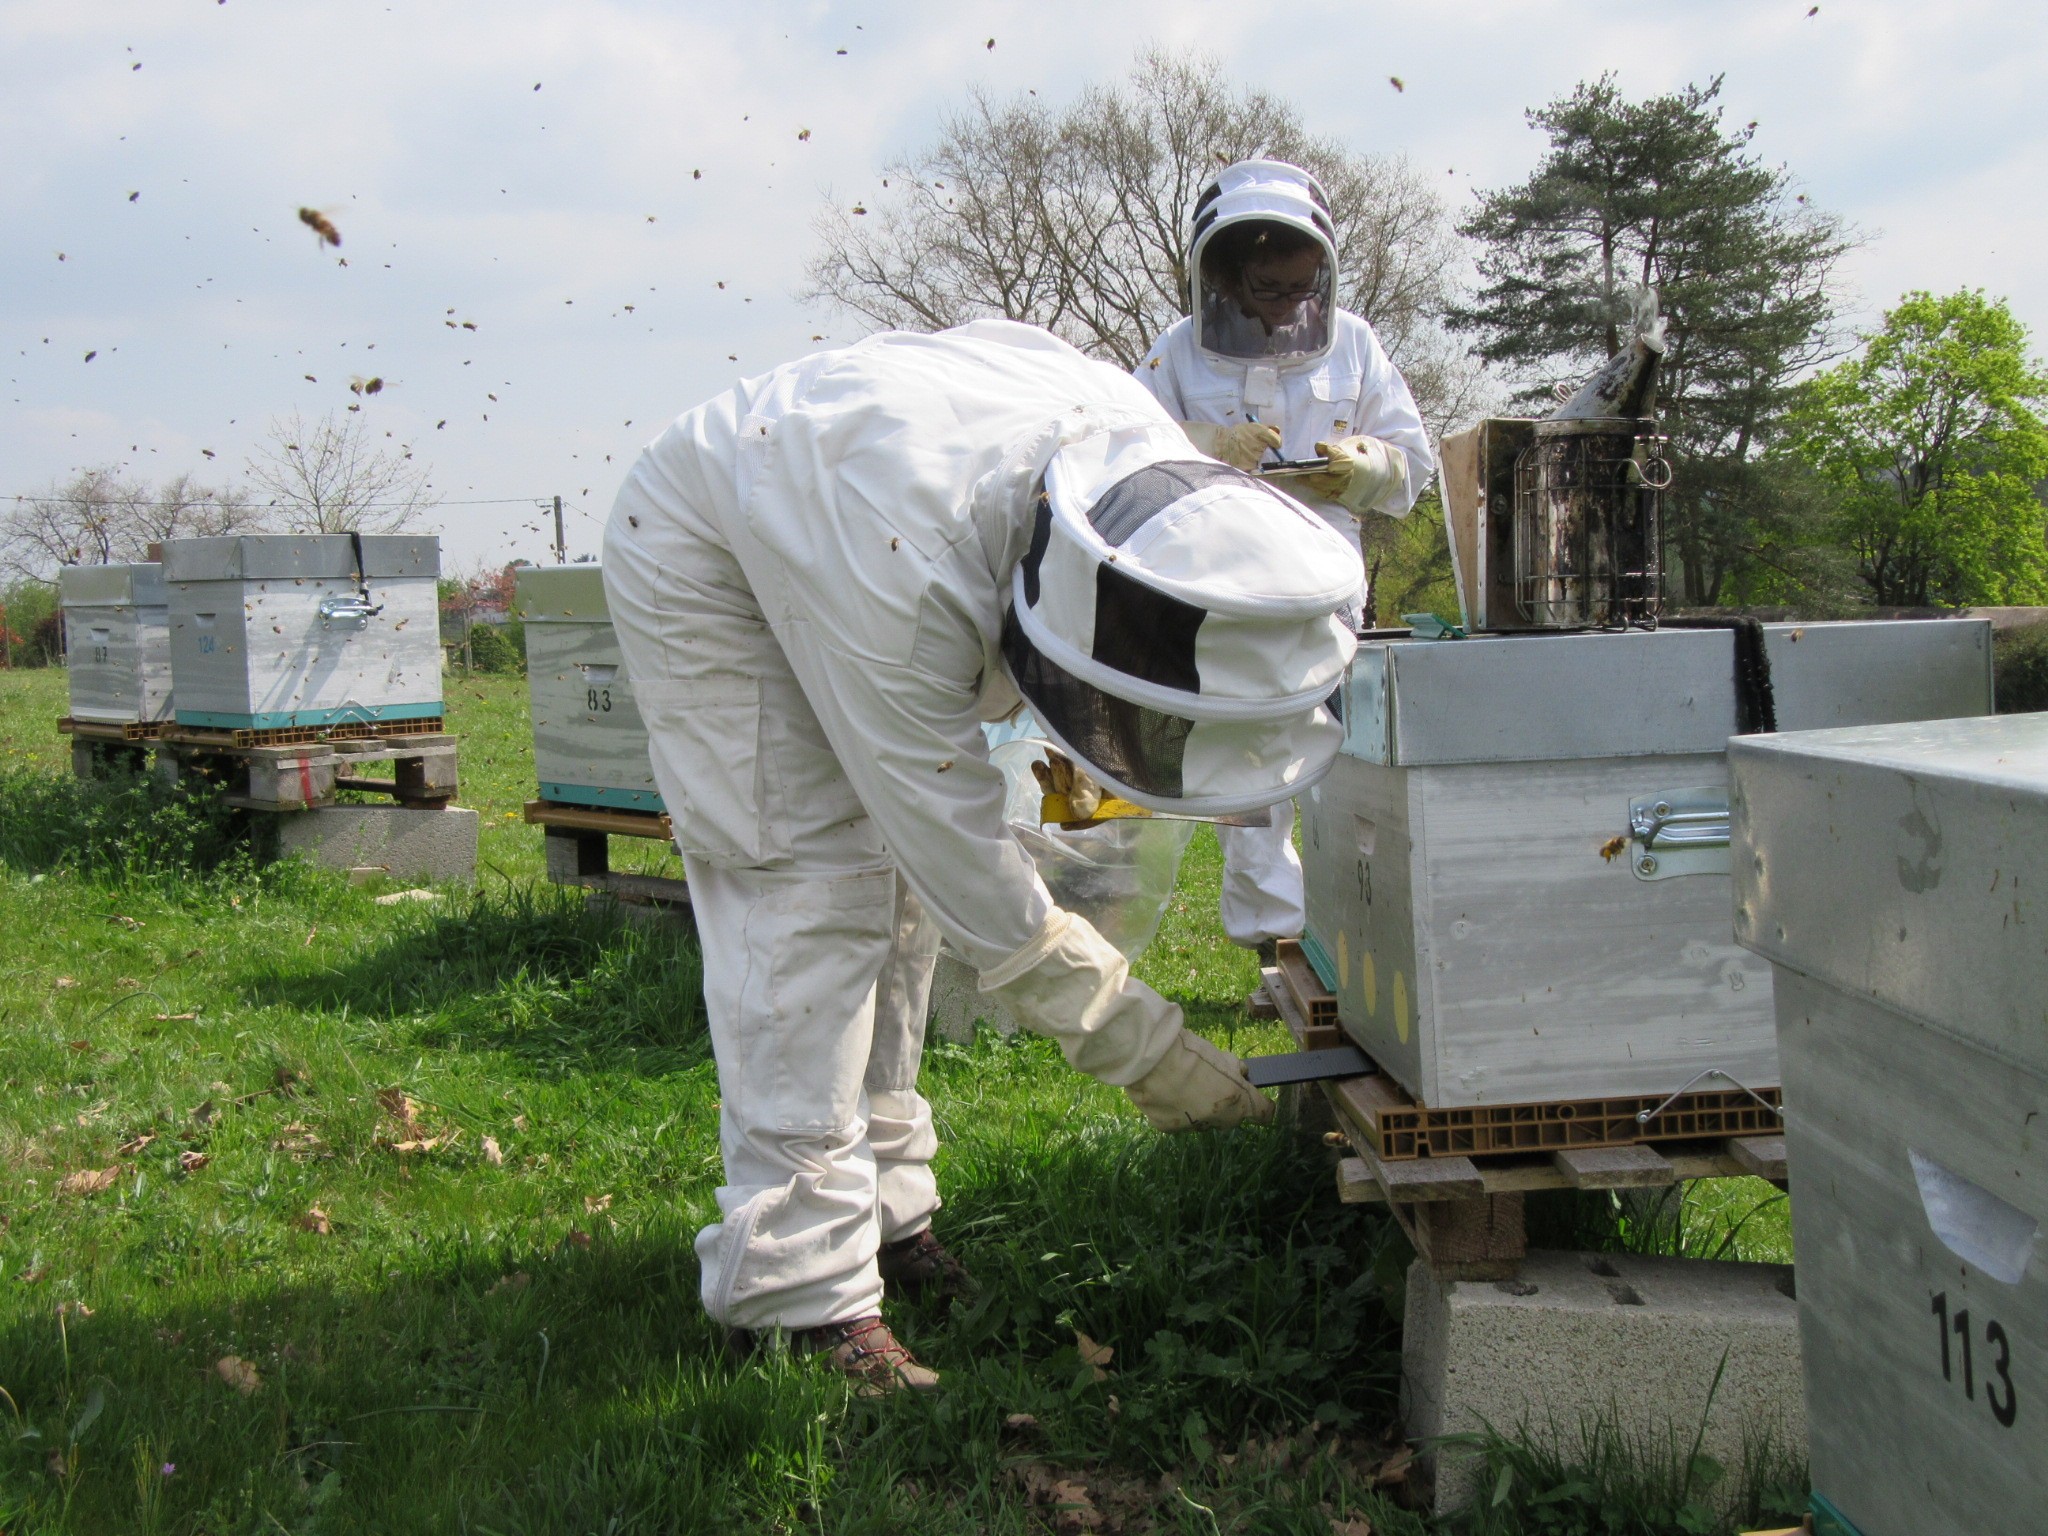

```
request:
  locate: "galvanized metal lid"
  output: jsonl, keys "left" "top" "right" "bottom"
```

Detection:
{"left": 513, "top": 564, "right": 609, "bottom": 621}
{"left": 58, "top": 562, "right": 168, "bottom": 608}
{"left": 161, "top": 534, "right": 439, "bottom": 582}
{"left": 1730, "top": 713, "right": 2048, "bottom": 1073}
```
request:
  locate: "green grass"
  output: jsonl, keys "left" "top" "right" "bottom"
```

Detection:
{"left": 0, "top": 668, "right": 1796, "bottom": 1533}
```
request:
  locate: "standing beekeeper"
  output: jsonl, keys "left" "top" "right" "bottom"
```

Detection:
{"left": 1136, "top": 159, "right": 1434, "bottom": 996}
{"left": 603, "top": 318, "right": 1363, "bottom": 1392}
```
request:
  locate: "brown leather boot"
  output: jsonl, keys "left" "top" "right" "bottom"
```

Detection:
{"left": 877, "top": 1227, "right": 975, "bottom": 1303}
{"left": 789, "top": 1315, "right": 939, "bottom": 1395}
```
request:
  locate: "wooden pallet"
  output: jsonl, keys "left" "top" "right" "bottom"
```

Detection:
{"left": 161, "top": 716, "right": 446, "bottom": 750}
{"left": 1273, "top": 938, "right": 1341, "bottom": 1048}
{"left": 58, "top": 715, "right": 166, "bottom": 743}
{"left": 166, "top": 733, "right": 458, "bottom": 812}
{"left": 523, "top": 798, "right": 689, "bottom": 910}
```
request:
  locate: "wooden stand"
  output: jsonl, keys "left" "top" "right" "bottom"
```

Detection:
{"left": 1268, "top": 941, "right": 1787, "bottom": 1282}
{"left": 157, "top": 728, "right": 458, "bottom": 812}
{"left": 523, "top": 798, "right": 690, "bottom": 912}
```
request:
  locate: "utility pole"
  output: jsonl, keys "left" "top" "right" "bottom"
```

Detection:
{"left": 553, "top": 496, "right": 565, "bottom": 564}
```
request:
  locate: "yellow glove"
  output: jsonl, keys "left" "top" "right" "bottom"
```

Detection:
{"left": 1303, "top": 435, "right": 1409, "bottom": 514}
{"left": 1031, "top": 749, "right": 1103, "bottom": 820}
{"left": 1180, "top": 419, "right": 1282, "bottom": 472}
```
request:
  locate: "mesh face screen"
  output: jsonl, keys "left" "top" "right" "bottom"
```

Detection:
{"left": 1090, "top": 561, "right": 1204, "bottom": 695}
{"left": 1085, "top": 459, "right": 1255, "bottom": 546}
{"left": 1001, "top": 610, "right": 1193, "bottom": 801}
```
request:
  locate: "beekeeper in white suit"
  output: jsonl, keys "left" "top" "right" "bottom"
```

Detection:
{"left": 604, "top": 318, "right": 1362, "bottom": 1392}
{"left": 1136, "top": 159, "right": 1434, "bottom": 997}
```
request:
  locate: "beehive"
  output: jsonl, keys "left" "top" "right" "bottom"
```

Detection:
{"left": 1731, "top": 713, "right": 2048, "bottom": 1536}
{"left": 161, "top": 535, "right": 441, "bottom": 731}
{"left": 58, "top": 562, "right": 171, "bottom": 724}
{"left": 513, "top": 564, "right": 662, "bottom": 811}
{"left": 1300, "top": 620, "right": 1992, "bottom": 1110}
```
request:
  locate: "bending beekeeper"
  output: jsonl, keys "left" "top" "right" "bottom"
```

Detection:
{"left": 1135, "top": 159, "right": 1434, "bottom": 1001}
{"left": 603, "top": 319, "right": 1363, "bottom": 1393}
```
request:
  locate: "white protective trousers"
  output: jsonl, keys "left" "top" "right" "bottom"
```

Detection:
{"left": 604, "top": 322, "right": 1202, "bottom": 1330}
{"left": 605, "top": 506, "right": 944, "bottom": 1330}
{"left": 1138, "top": 308, "right": 1434, "bottom": 948}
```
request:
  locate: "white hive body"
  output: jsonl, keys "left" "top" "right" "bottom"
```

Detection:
{"left": 1300, "top": 619, "right": 1993, "bottom": 1110}
{"left": 514, "top": 565, "right": 663, "bottom": 811}
{"left": 58, "top": 562, "right": 172, "bottom": 724}
{"left": 161, "top": 536, "right": 442, "bottom": 730}
{"left": 1731, "top": 714, "right": 2048, "bottom": 1536}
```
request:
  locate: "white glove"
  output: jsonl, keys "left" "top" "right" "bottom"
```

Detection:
{"left": 1304, "top": 435, "right": 1409, "bottom": 514}
{"left": 979, "top": 908, "right": 1273, "bottom": 1131}
{"left": 1124, "top": 1029, "right": 1275, "bottom": 1132}
{"left": 1180, "top": 420, "right": 1282, "bottom": 472}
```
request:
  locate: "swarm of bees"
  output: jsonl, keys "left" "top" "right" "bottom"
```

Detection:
{"left": 297, "top": 207, "right": 341, "bottom": 248}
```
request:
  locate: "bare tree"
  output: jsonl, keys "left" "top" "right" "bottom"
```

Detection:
{"left": 806, "top": 49, "right": 1485, "bottom": 433}
{"left": 246, "top": 410, "right": 434, "bottom": 533}
{"left": 125, "top": 472, "right": 267, "bottom": 549}
{"left": 3, "top": 467, "right": 274, "bottom": 582}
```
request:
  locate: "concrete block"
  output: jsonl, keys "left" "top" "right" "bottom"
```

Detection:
{"left": 1403, "top": 1249, "right": 1805, "bottom": 1515}
{"left": 274, "top": 804, "right": 479, "bottom": 885}
{"left": 926, "top": 947, "right": 1019, "bottom": 1043}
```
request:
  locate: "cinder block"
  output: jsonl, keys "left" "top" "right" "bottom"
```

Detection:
{"left": 274, "top": 804, "right": 479, "bottom": 885}
{"left": 926, "top": 947, "right": 1019, "bottom": 1043}
{"left": 1403, "top": 1249, "right": 1805, "bottom": 1515}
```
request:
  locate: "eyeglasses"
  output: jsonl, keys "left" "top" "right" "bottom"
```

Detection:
{"left": 1241, "top": 277, "right": 1324, "bottom": 304}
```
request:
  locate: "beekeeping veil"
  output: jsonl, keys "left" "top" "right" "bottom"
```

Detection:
{"left": 1189, "top": 159, "right": 1340, "bottom": 366}
{"left": 1001, "top": 423, "right": 1363, "bottom": 817}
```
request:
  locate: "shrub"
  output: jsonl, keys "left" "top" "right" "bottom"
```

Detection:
{"left": 468, "top": 620, "right": 527, "bottom": 674}
{"left": 1993, "top": 622, "right": 2048, "bottom": 714}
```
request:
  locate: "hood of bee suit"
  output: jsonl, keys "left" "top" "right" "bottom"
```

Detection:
{"left": 1000, "top": 421, "right": 1363, "bottom": 817}
{"left": 1189, "top": 158, "right": 1341, "bottom": 367}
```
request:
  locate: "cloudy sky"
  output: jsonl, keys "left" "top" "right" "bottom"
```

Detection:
{"left": 3, "top": 0, "right": 2041, "bottom": 572}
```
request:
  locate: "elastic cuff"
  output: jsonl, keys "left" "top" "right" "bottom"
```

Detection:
{"left": 978, "top": 908, "right": 1072, "bottom": 991}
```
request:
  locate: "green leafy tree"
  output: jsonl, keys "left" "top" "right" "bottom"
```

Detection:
{"left": 1783, "top": 289, "right": 2048, "bottom": 606}
{"left": 1449, "top": 75, "right": 1854, "bottom": 603}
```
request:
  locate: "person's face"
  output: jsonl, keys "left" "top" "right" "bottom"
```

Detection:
{"left": 1233, "top": 247, "right": 1325, "bottom": 331}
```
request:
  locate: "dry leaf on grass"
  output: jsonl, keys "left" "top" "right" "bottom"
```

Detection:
{"left": 1003, "top": 1412, "right": 1040, "bottom": 1433}
{"left": 54, "top": 976, "right": 77, "bottom": 989}
{"left": 19, "top": 1266, "right": 49, "bottom": 1285}
{"left": 511, "top": 1114, "right": 528, "bottom": 1132}
{"left": 1073, "top": 1329, "right": 1114, "bottom": 1381}
{"left": 481, "top": 1135, "right": 504, "bottom": 1167}
{"left": 298, "top": 1206, "right": 332, "bottom": 1234}
{"left": 191, "top": 1100, "right": 217, "bottom": 1127}
{"left": 66, "top": 1040, "right": 92, "bottom": 1054}
{"left": 583, "top": 1193, "right": 612, "bottom": 1214}
{"left": 487, "top": 1271, "right": 531, "bottom": 1296}
{"left": 1372, "top": 1446, "right": 1414, "bottom": 1486}
{"left": 178, "top": 1151, "right": 210, "bottom": 1173}
{"left": 1329, "top": 1517, "right": 1374, "bottom": 1536}
{"left": 214, "top": 1355, "right": 261, "bottom": 1395}
{"left": 1018, "top": 1464, "right": 1106, "bottom": 1534}
{"left": 272, "top": 1123, "right": 326, "bottom": 1159}
{"left": 58, "top": 1167, "right": 118, "bottom": 1197}
{"left": 108, "top": 914, "right": 144, "bottom": 930}
{"left": 389, "top": 1134, "right": 454, "bottom": 1155}
{"left": 565, "top": 1228, "right": 592, "bottom": 1249}
{"left": 153, "top": 1012, "right": 198, "bottom": 1022}
{"left": 56, "top": 1300, "right": 93, "bottom": 1321}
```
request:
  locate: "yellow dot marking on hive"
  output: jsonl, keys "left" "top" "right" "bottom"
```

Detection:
{"left": 1393, "top": 970, "right": 1410, "bottom": 1045}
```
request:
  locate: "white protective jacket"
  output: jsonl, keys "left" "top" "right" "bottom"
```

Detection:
{"left": 621, "top": 320, "right": 1199, "bottom": 979}
{"left": 1138, "top": 308, "right": 1436, "bottom": 531}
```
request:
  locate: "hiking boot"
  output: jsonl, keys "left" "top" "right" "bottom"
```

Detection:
{"left": 878, "top": 1227, "right": 975, "bottom": 1303}
{"left": 790, "top": 1315, "right": 939, "bottom": 1395}
{"left": 1246, "top": 938, "right": 1281, "bottom": 1019}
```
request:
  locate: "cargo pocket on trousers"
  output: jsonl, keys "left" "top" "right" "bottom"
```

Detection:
{"left": 638, "top": 675, "right": 788, "bottom": 869}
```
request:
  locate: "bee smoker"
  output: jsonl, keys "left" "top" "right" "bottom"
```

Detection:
{"left": 1441, "top": 291, "right": 1672, "bottom": 632}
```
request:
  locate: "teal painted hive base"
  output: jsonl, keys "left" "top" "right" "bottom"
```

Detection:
{"left": 538, "top": 781, "right": 667, "bottom": 814}
{"left": 176, "top": 702, "right": 443, "bottom": 730}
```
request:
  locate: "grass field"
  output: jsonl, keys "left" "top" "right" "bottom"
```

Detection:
{"left": 0, "top": 668, "right": 1797, "bottom": 1534}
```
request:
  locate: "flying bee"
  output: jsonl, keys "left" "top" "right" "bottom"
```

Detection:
{"left": 297, "top": 207, "right": 342, "bottom": 248}
{"left": 347, "top": 375, "right": 386, "bottom": 396}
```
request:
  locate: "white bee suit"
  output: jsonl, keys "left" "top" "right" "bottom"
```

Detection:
{"left": 1136, "top": 310, "right": 1433, "bottom": 947}
{"left": 603, "top": 321, "right": 1322, "bottom": 1330}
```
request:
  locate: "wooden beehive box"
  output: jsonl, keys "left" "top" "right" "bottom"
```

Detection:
{"left": 1300, "top": 620, "right": 1992, "bottom": 1111}
{"left": 514, "top": 564, "right": 663, "bottom": 811}
{"left": 162, "top": 535, "right": 441, "bottom": 731}
{"left": 1731, "top": 714, "right": 2048, "bottom": 1536}
{"left": 58, "top": 562, "right": 172, "bottom": 724}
